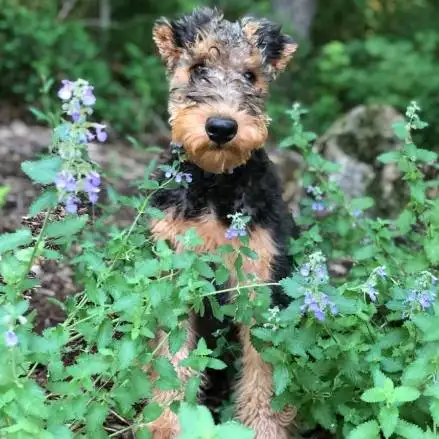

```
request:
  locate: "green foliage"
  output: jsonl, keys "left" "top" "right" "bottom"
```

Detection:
{"left": 2, "top": 14, "right": 439, "bottom": 433}
{"left": 3, "top": 1, "right": 439, "bottom": 147}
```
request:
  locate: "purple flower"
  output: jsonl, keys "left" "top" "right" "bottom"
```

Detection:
{"left": 306, "top": 185, "right": 315, "bottom": 194}
{"left": 67, "top": 99, "right": 81, "bottom": 122}
{"left": 175, "top": 172, "right": 192, "bottom": 184}
{"left": 418, "top": 292, "right": 435, "bottom": 310}
{"left": 312, "top": 202, "right": 326, "bottom": 212}
{"left": 86, "top": 130, "right": 95, "bottom": 142}
{"left": 65, "top": 195, "right": 80, "bottom": 214}
{"left": 225, "top": 228, "right": 237, "bottom": 239}
{"left": 86, "top": 171, "right": 101, "bottom": 187}
{"left": 225, "top": 225, "right": 247, "bottom": 240}
{"left": 71, "top": 111, "right": 81, "bottom": 122}
{"left": 58, "top": 80, "right": 73, "bottom": 100}
{"left": 366, "top": 283, "right": 378, "bottom": 302}
{"left": 170, "top": 142, "right": 182, "bottom": 154}
{"left": 83, "top": 171, "right": 101, "bottom": 204}
{"left": 81, "top": 86, "right": 96, "bottom": 106}
{"left": 56, "top": 171, "right": 77, "bottom": 192}
{"left": 300, "top": 263, "right": 311, "bottom": 277}
{"left": 163, "top": 166, "right": 174, "bottom": 179}
{"left": 4, "top": 330, "right": 18, "bottom": 347}
{"left": 315, "top": 264, "right": 329, "bottom": 283}
{"left": 301, "top": 292, "right": 337, "bottom": 321}
{"left": 403, "top": 289, "right": 436, "bottom": 318}
{"left": 376, "top": 266, "right": 387, "bottom": 278}
{"left": 93, "top": 124, "right": 107, "bottom": 142}
{"left": 352, "top": 209, "right": 362, "bottom": 218}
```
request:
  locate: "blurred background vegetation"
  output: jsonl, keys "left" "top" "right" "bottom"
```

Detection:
{"left": 1, "top": 0, "right": 439, "bottom": 148}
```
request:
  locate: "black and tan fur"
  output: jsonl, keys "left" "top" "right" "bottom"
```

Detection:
{"left": 147, "top": 7, "right": 298, "bottom": 438}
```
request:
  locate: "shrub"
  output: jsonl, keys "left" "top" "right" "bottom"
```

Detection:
{"left": 0, "top": 80, "right": 438, "bottom": 439}
{"left": 0, "top": 3, "right": 167, "bottom": 136}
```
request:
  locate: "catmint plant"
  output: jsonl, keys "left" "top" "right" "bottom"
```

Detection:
{"left": 225, "top": 212, "right": 251, "bottom": 239}
{"left": 53, "top": 78, "right": 106, "bottom": 213}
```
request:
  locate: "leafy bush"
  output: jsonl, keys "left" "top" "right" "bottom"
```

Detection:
{"left": 0, "top": 2, "right": 167, "bottom": 136}
{"left": 1, "top": 79, "right": 439, "bottom": 439}
{"left": 305, "top": 33, "right": 439, "bottom": 145}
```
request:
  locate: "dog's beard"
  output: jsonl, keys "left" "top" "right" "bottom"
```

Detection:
{"left": 171, "top": 105, "right": 268, "bottom": 174}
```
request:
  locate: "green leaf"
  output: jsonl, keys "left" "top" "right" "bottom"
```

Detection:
{"left": 97, "top": 320, "right": 113, "bottom": 350}
{"left": 45, "top": 215, "right": 88, "bottom": 238}
{"left": 21, "top": 157, "right": 62, "bottom": 184}
{"left": 178, "top": 403, "right": 215, "bottom": 437}
{"left": 347, "top": 420, "right": 380, "bottom": 439}
{"left": 136, "top": 259, "right": 160, "bottom": 278}
{"left": 273, "top": 365, "right": 289, "bottom": 396}
{"left": 350, "top": 197, "right": 374, "bottom": 211}
{"left": 360, "top": 387, "right": 386, "bottom": 403}
{"left": 118, "top": 339, "right": 136, "bottom": 369}
{"left": 410, "top": 182, "right": 425, "bottom": 204}
{"left": 353, "top": 245, "right": 377, "bottom": 261}
{"left": 29, "top": 190, "right": 58, "bottom": 216}
{"left": 47, "top": 425, "right": 72, "bottom": 439}
{"left": 279, "top": 136, "right": 294, "bottom": 148}
{"left": 391, "top": 121, "right": 409, "bottom": 140}
{"left": 143, "top": 403, "right": 163, "bottom": 423}
{"left": 214, "top": 265, "right": 230, "bottom": 285}
{"left": 208, "top": 358, "right": 227, "bottom": 370}
{"left": 279, "top": 276, "right": 303, "bottom": 299}
{"left": 415, "top": 148, "right": 437, "bottom": 163}
{"left": 169, "top": 329, "right": 187, "bottom": 356}
{"left": 86, "top": 402, "right": 108, "bottom": 433}
{"left": 396, "top": 210, "right": 416, "bottom": 234}
{"left": 194, "top": 259, "right": 215, "bottom": 279}
{"left": 216, "top": 422, "right": 255, "bottom": 439}
{"left": 393, "top": 386, "right": 420, "bottom": 403}
{"left": 0, "top": 185, "right": 10, "bottom": 207}
{"left": 395, "top": 419, "right": 425, "bottom": 439}
{"left": 0, "top": 229, "right": 32, "bottom": 254}
{"left": 425, "top": 235, "right": 439, "bottom": 264}
{"left": 379, "top": 406, "right": 398, "bottom": 439}
{"left": 136, "top": 428, "right": 152, "bottom": 439}
{"left": 377, "top": 150, "right": 400, "bottom": 164}
{"left": 430, "top": 400, "right": 439, "bottom": 424}
{"left": 152, "top": 357, "right": 180, "bottom": 390}
{"left": 184, "top": 376, "right": 201, "bottom": 404}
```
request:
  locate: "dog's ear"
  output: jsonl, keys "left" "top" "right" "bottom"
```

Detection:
{"left": 153, "top": 8, "right": 221, "bottom": 68}
{"left": 242, "top": 17, "right": 297, "bottom": 76}
{"left": 153, "top": 18, "right": 181, "bottom": 68}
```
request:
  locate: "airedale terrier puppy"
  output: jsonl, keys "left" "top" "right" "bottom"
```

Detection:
{"left": 148, "top": 7, "right": 298, "bottom": 438}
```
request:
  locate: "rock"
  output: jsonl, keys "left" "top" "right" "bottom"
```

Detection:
{"left": 315, "top": 105, "right": 406, "bottom": 217}
{"left": 268, "top": 148, "right": 304, "bottom": 214}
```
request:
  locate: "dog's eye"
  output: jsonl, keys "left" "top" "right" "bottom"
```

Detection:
{"left": 243, "top": 71, "right": 256, "bottom": 84}
{"left": 191, "top": 63, "right": 208, "bottom": 79}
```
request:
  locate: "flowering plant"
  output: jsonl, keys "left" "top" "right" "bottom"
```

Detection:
{"left": 0, "top": 81, "right": 438, "bottom": 439}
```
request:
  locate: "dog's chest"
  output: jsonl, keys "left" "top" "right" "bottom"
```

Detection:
{"left": 150, "top": 209, "right": 278, "bottom": 282}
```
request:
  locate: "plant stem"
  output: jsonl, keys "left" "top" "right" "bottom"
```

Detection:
{"left": 201, "top": 282, "right": 280, "bottom": 297}
{"left": 19, "top": 209, "right": 52, "bottom": 291}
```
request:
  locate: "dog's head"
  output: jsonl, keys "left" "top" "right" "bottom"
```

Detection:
{"left": 153, "top": 7, "right": 297, "bottom": 173}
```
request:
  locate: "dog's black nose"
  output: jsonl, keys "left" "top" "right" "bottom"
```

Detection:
{"left": 205, "top": 117, "right": 238, "bottom": 144}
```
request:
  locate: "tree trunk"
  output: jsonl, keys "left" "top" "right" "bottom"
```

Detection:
{"left": 271, "top": 0, "right": 317, "bottom": 40}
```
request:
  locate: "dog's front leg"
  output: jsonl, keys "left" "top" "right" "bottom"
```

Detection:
{"left": 235, "top": 325, "right": 296, "bottom": 439}
{"left": 146, "top": 315, "right": 198, "bottom": 439}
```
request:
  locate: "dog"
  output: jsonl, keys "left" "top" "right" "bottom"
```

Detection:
{"left": 147, "top": 7, "right": 298, "bottom": 438}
